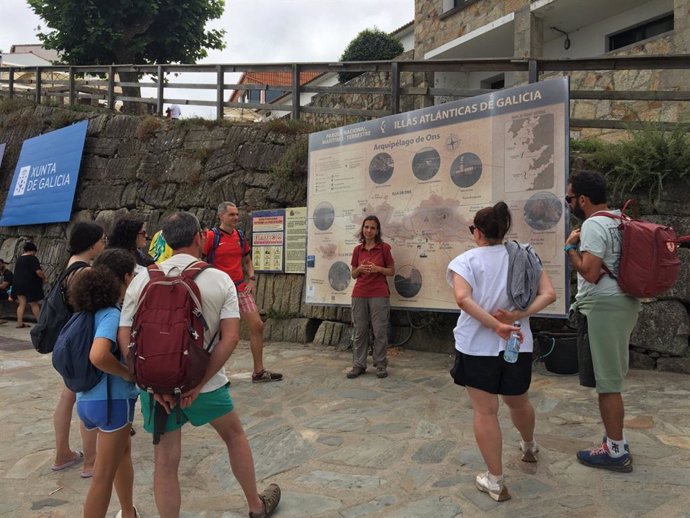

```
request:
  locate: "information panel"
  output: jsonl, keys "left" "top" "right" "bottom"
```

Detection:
{"left": 0, "top": 120, "right": 88, "bottom": 226}
{"left": 252, "top": 209, "right": 285, "bottom": 273}
{"left": 306, "top": 78, "right": 569, "bottom": 316}
{"left": 285, "top": 207, "right": 307, "bottom": 274}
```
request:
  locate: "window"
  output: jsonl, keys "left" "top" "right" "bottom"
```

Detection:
{"left": 608, "top": 13, "right": 673, "bottom": 51}
{"left": 481, "top": 74, "right": 505, "bottom": 90}
{"left": 442, "top": 0, "right": 480, "bottom": 16}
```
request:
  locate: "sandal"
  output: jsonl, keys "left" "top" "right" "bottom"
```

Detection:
{"left": 15, "top": 323, "right": 30, "bottom": 329}
{"left": 52, "top": 451, "right": 83, "bottom": 471}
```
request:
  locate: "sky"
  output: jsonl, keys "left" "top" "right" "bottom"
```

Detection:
{"left": 0, "top": 0, "right": 415, "bottom": 117}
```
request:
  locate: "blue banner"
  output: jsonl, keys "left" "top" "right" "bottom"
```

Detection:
{"left": 0, "top": 120, "right": 88, "bottom": 226}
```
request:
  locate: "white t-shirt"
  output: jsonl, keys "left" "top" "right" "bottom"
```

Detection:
{"left": 120, "top": 253, "right": 240, "bottom": 393}
{"left": 446, "top": 245, "right": 533, "bottom": 356}
{"left": 576, "top": 210, "right": 624, "bottom": 300}
{"left": 168, "top": 104, "right": 181, "bottom": 119}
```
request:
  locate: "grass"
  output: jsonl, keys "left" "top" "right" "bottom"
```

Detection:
{"left": 136, "top": 116, "right": 161, "bottom": 140}
{"left": 591, "top": 125, "right": 690, "bottom": 202}
{"left": 271, "top": 137, "right": 308, "bottom": 181}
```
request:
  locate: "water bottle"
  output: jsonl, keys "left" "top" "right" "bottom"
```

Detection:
{"left": 504, "top": 322, "right": 521, "bottom": 364}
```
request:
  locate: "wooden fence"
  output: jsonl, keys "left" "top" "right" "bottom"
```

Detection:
{"left": 1, "top": 56, "right": 690, "bottom": 130}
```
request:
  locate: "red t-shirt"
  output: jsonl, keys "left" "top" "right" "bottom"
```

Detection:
{"left": 350, "top": 242, "right": 393, "bottom": 298}
{"left": 203, "top": 228, "right": 251, "bottom": 287}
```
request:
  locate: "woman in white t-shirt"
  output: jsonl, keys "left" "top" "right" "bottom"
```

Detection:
{"left": 446, "top": 201, "right": 555, "bottom": 503}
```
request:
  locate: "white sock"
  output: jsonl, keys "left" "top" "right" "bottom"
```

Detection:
{"left": 521, "top": 439, "right": 536, "bottom": 449}
{"left": 607, "top": 437, "right": 627, "bottom": 458}
{"left": 488, "top": 472, "right": 503, "bottom": 484}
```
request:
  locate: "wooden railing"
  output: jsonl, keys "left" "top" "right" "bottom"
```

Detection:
{"left": 1, "top": 56, "right": 690, "bottom": 129}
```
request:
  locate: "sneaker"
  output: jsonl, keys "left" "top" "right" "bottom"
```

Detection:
{"left": 252, "top": 370, "right": 283, "bottom": 383}
{"left": 519, "top": 440, "right": 539, "bottom": 463}
{"left": 376, "top": 365, "right": 388, "bottom": 379}
{"left": 115, "top": 506, "right": 140, "bottom": 518}
{"left": 576, "top": 442, "right": 633, "bottom": 473}
{"left": 475, "top": 471, "right": 511, "bottom": 502}
{"left": 346, "top": 366, "right": 366, "bottom": 379}
{"left": 249, "top": 483, "right": 281, "bottom": 518}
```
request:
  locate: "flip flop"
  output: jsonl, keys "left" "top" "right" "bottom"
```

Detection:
{"left": 15, "top": 323, "right": 30, "bottom": 328}
{"left": 51, "top": 451, "right": 84, "bottom": 471}
{"left": 80, "top": 470, "right": 94, "bottom": 479}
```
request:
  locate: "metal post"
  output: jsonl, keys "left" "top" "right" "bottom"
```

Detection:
{"left": 291, "top": 63, "right": 301, "bottom": 120}
{"left": 216, "top": 64, "right": 224, "bottom": 121}
{"left": 391, "top": 62, "right": 400, "bottom": 114}
{"left": 528, "top": 59, "right": 538, "bottom": 84}
{"left": 35, "top": 67, "right": 42, "bottom": 104}
{"left": 107, "top": 66, "right": 115, "bottom": 110}
{"left": 69, "top": 67, "right": 75, "bottom": 106}
{"left": 157, "top": 65, "right": 164, "bottom": 116}
{"left": 8, "top": 68, "right": 14, "bottom": 98}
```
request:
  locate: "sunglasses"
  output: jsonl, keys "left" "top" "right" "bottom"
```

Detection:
{"left": 468, "top": 225, "right": 476, "bottom": 234}
{"left": 565, "top": 194, "right": 579, "bottom": 203}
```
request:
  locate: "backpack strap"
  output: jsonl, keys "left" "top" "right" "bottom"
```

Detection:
{"left": 146, "top": 263, "right": 165, "bottom": 279}
{"left": 208, "top": 228, "right": 222, "bottom": 265}
{"left": 585, "top": 213, "right": 620, "bottom": 284}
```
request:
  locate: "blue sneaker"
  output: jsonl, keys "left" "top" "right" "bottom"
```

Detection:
{"left": 577, "top": 442, "right": 633, "bottom": 473}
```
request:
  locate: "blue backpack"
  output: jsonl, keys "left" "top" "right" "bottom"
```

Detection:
{"left": 51, "top": 311, "right": 102, "bottom": 393}
{"left": 207, "top": 226, "right": 245, "bottom": 266}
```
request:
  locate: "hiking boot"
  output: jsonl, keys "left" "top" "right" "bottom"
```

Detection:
{"left": 577, "top": 442, "right": 633, "bottom": 473}
{"left": 376, "top": 365, "right": 388, "bottom": 378}
{"left": 252, "top": 370, "right": 283, "bottom": 383}
{"left": 519, "top": 440, "right": 539, "bottom": 463}
{"left": 249, "top": 483, "right": 281, "bottom": 518}
{"left": 475, "top": 471, "right": 511, "bottom": 502}
{"left": 346, "top": 366, "right": 366, "bottom": 379}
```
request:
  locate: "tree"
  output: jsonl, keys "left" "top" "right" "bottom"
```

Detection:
{"left": 338, "top": 28, "right": 404, "bottom": 83}
{"left": 27, "top": 0, "right": 227, "bottom": 111}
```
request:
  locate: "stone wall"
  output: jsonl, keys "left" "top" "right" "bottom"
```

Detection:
{"left": 0, "top": 104, "right": 309, "bottom": 280}
{"left": 0, "top": 102, "right": 688, "bottom": 373}
{"left": 301, "top": 50, "right": 430, "bottom": 128}
{"left": 414, "top": 0, "right": 526, "bottom": 59}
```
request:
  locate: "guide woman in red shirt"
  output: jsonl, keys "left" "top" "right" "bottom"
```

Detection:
{"left": 347, "top": 215, "right": 395, "bottom": 379}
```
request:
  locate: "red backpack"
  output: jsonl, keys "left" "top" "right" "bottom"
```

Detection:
{"left": 127, "top": 261, "right": 212, "bottom": 396}
{"left": 598, "top": 200, "right": 681, "bottom": 298}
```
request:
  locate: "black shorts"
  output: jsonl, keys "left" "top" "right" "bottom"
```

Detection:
{"left": 450, "top": 349, "right": 533, "bottom": 395}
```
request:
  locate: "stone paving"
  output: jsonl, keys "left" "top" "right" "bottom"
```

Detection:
{"left": 1, "top": 325, "right": 690, "bottom": 518}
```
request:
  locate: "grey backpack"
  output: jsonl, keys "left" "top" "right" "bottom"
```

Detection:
{"left": 504, "top": 241, "right": 543, "bottom": 311}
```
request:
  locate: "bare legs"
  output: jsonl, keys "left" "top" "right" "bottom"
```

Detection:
{"left": 466, "top": 387, "right": 536, "bottom": 476}
{"left": 243, "top": 309, "right": 265, "bottom": 374}
{"left": 152, "top": 429, "right": 182, "bottom": 518}
{"left": 599, "top": 392, "right": 624, "bottom": 441}
{"left": 151, "top": 411, "right": 263, "bottom": 518}
{"left": 82, "top": 426, "right": 135, "bottom": 518}
{"left": 53, "top": 386, "right": 96, "bottom": 471}
{"left": 15, "top": 295, "right": 41, "bottom": 326}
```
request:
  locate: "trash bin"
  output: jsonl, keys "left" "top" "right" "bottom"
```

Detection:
{"left": 537, "top": 331, "right": 578, "bottom": 375}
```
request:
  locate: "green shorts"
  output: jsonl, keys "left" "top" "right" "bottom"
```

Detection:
{"left": 140, "top": 383, "right": 234, "bottom": 434}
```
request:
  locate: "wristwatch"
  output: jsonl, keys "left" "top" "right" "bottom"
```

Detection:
{"left": 563, "top": 244, "right": 578, "bottom": 253}
{"left": 249, "top": 275, "right": 256, "bottom": 281}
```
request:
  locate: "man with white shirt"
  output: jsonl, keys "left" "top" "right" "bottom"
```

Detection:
{"left": 118, "top": 211, "right": 280, "bottom": 518}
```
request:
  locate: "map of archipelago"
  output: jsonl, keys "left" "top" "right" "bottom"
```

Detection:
{"left": 306, "top": 78, "right": 570, "bottom": 315}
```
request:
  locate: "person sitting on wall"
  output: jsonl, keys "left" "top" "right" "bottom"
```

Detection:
{"left": 0, "top": 259, "right": 14, "bottom": 301}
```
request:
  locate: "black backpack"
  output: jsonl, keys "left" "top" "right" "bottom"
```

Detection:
{"left": 30, "top": 261, "right": 88, "bottom": 354}
{"left": 51, "top": 311, "right": 102, "bottom": 392}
